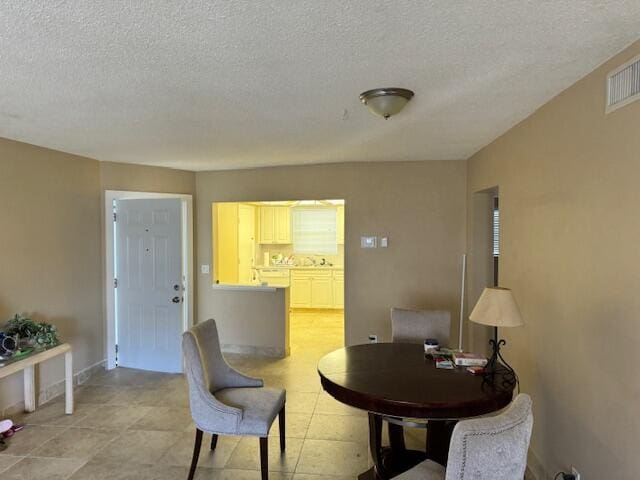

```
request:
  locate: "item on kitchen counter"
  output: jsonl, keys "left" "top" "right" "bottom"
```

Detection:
{"left": 453, "top": 352, "right": 488, "bottom": 367}
{"left": 424, "top": 338, "right": 439, "bottom": 354}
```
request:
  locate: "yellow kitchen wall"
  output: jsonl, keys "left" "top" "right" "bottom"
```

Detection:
{"left": 466, "top": 39, "right": 640, "bottom": 478}
{"left": 196, "top": 161, "right": 467, "bottom": 345}
{"left": 0, "top": 138, "right": 102, "bottom": 414}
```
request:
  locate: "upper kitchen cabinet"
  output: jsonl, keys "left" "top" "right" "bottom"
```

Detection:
{"left": 259, "top": 206, "right": 291, "bottom": 244}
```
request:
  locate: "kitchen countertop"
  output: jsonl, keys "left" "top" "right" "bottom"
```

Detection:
{"left": 212, "top": 283, "right": 289, "bottom": 292}
{"left": 255, "top": 265, "right": 343, "bottom": 270}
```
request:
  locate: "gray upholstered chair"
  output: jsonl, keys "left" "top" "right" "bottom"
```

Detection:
{"left": 395, "top": 394, "right": 534, "bottom": 480}
{"left": 391, "top": 308, "right": 451, "bottom": 346}
{"left": 387, "top": 308, "right": 452, "bottom": 446}
{"left": 182, "top": 319, "right": 286, "bottom": 480}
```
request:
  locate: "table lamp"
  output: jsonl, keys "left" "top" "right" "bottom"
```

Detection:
{"left": 469, "top": 287, "right": 523, "bottom": 380}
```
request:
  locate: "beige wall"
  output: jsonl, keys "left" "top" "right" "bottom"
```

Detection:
{"left": 466, "top": 40, "right": 640, "bottom": 479}
{"left": 0, "top": 139, "right": 102, "bottom": 413}
{"left": 99, "top": 161, "right": 196, "bottom": 195}
{"left": 196, "top": 161, "right": 467, "bottom": 346}
{"left": 208, "top": 287, "right": 290, "bottom": 357}
{"left": 0, "top": 152, "right": 196, "bottom": 414}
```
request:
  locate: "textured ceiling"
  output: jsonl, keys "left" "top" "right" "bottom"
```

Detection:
{"left": 1, "top": 2, "right": 639, "bottom": 171}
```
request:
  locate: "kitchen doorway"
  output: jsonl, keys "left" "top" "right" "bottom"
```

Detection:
{"left": 212, "top": 199, "right": 345, "bottom": 357}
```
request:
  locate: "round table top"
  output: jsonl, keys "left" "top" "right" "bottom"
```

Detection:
{"left": 317, "top": 343, "right": 515, "bottom": 419}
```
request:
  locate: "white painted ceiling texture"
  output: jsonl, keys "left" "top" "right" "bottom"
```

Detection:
{"left": 1, "top": 1, "right": 639, "bottom": 171}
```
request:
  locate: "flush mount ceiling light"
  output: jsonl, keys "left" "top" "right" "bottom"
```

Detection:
{"left": 359, "top": 88, "right": 414, "bottom": 119}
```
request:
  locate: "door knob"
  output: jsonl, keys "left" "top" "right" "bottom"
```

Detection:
{"left": 171, "top": 296, "right": 181, "bottom": 303}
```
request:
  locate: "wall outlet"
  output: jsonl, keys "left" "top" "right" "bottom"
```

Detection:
{"left": 201, "top": 264, "right": 210, "bottom": 274}
{"left": 571, "top": 467, "right": 581, "bottom": 480}
{"left": 368, "top": 334, "right": 378, "bottom": 343}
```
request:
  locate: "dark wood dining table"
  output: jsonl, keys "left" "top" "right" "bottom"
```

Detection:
{"left": 317, "top": 343, "right": 515, "bottom": 480}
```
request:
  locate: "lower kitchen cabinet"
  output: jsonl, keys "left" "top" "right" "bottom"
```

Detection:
{"left": 290, "top": 269, "right": 343, "bottom": 309}
{"left": 310, "top": 272, "right": 333, "bottom": 308}
{"left": 290, "top": 274, "right": 312, "bottom": 307}
{"left": 333, "top": 270, "right": 344, "bottom": 308}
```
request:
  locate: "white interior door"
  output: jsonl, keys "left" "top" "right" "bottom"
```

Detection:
{"left": 115, "top": 198, "right": 183, "bottom": 373}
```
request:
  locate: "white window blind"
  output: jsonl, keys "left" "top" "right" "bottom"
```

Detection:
{"left": 292, "top": 208, "right": 337, "bottom": 254}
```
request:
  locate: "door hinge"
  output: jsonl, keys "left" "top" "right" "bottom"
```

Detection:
{"left": 115, "top": 344, "right": 119, "bottom": 353}
{"left": 114, "top": 278, "right": 118, "bottom": 288}
{"left": 113, "top": 212, "right": 117, "bottom": 222}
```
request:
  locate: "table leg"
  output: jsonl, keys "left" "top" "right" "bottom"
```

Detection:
{"left": 360, "top": 412, "right": 384, "bottom": 479}
{"left": 23, "top": 366, "right": 36, "bottom": 412}
{"left": 387, "top": 422, "right": 406, "bottom": 453}
{"left": 425, "top": 420, "right": 457, "bottom": 466}
{"left": 64, "top": 350, "right": 74, "bottom": 414}
{"left": 359, "top": 414, "right": 426, "bottom": 480}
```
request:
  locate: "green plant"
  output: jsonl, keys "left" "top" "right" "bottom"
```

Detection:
{"left": 5, "top": 314, "right": 39, "bottom": 338}
{"left": 4, "top": 314, "right": 60, "bottom": 349}
{"left": 34, "top": 322, "right": 59, "bottom": 348}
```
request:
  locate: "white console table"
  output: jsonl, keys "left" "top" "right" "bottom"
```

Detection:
{"left": 0, "top": 343, "right": 73, "bottom": 414}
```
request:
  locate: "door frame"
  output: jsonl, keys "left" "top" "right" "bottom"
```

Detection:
{"left": 104, "top": 190, "right": 194, "bottom": 370}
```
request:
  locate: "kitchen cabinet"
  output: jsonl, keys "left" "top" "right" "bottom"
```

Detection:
{"left": 290, "top": 271, "right": 313, "bottom": 307}
{"left": 336, "top": 205, "right": 344, "bottom": 244}
{"left": 259, "top": 206, "right": 291, "bottom": 244}
{"left": 333, "top": 270, "right": 344, "bottom": 308}
{"left": 310, "top": 271, "right": 333, "bottom": 308}
{"left": 259, "top": 207, "right": 275, "bottom": 243}
{"left": 290, "top": 269, "right": 343, "bottom": 309}
{"left": 275, "top": 206, "right": 291, "bottom": 243}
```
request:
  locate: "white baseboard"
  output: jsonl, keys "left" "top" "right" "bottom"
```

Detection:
{"left": 2, "top": 359, "right": 106, "bottom": 417}
{"left": 221, "top": 344, "right": 285, "bottom": 358}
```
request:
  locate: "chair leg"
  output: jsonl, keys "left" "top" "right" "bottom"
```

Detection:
{"left": 260, "top": 436, "right": 269, "bottom": 480}
{"left": 210, "top": 433, "right": 218, "bottom": 451}
{"left": 187, "top": 429, "right": 203, "bottom": 480}
{"left": 279, "top": 405, "right": 286, "bottom": 452}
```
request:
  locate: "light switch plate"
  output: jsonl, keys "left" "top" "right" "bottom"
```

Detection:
{"left": 380, "top": 237, "right": 388, "bottom": 248}
{"left": 201, "top": 264, "right": 210, "bottom": 274}
{"left": 361, "top": 236, "right": 377, "bottom": 248}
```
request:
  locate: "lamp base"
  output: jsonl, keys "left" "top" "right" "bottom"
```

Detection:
{"left": 482, "top": 332, "right": 518, "bottom": 391}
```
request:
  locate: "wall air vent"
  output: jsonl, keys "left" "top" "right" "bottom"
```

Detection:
{"left": 606, "top": 54, "right": 640, "bottom": 113}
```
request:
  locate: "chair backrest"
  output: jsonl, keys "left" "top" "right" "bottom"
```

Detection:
{"left": 390, "top": 308, "right": 451, "bottom": 346}
{"left": 445, "top": 394, "right": 533, "bottom": 480}
{"left": 183, "top": 318, "right": 230, "bottom": 393}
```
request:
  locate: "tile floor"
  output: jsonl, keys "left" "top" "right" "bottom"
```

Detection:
{"left": 1, "top": 310, "right": 525, "bottom": 479}
{"left": 0, "top": 310, "right": 417, "bottom": 479}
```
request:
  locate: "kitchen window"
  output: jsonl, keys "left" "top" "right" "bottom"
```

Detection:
{"left": 292, "top": 207, "right": 338, "bottom": 254}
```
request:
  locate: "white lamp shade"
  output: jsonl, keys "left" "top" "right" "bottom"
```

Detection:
{"left": 469, "top": 287, "right": 524, "bottom": 328}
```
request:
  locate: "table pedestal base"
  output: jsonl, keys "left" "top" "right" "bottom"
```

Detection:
{"left": 362, "top": 413, "right": 456, "bottom": 480}
{"left": 358, "top": 448, "right": 427, "bottom": 480}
